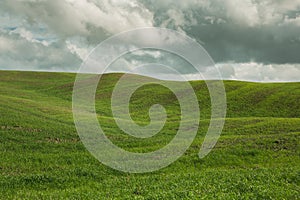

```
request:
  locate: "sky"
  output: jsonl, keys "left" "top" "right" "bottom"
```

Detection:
{"left": 0, "top": 0, "right": 299, "bottom": 82}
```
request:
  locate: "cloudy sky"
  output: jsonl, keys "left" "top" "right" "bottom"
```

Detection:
{"left": 0, "top": 0, "right": 299, "bottom": 82}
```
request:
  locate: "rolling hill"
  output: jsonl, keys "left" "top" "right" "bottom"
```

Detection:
{"left": 0, "top": 71, "right": 299, "bottom": 199}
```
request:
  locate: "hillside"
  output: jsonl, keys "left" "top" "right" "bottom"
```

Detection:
{"left": 0, "top": 71, "right": 299, "bottom": 199}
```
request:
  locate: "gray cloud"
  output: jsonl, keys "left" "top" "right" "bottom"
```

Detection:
{"left": 144, "top": 0, "right": 300, "bottom": 64}
{"left": 0, "top": 32, "right": 80, "bottom": 71}
{"left": 0, "top": 0, "right": 299, "bottom": 81}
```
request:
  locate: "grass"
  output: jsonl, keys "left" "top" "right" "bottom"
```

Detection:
{"left": 0, "top": 71, "right": 299, "bottom": 199}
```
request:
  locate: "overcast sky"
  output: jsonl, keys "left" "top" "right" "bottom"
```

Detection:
{"left": 0, "top": 0, "right": 299, "bottom": 82}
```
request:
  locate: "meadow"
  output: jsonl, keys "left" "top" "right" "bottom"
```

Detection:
{"left": 0, "top": 71, "right": 299, "bottom": 199}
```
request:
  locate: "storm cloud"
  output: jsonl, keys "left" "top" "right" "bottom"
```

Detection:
{"left": 0, "top": 0, "right": 299, "bottom": 81}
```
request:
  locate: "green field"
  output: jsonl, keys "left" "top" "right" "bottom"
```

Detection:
{"left": 0, "top": 71, "right": 299, "bottom": 199}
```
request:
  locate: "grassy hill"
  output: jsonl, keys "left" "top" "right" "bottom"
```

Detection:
{"left": 0, "top": 71, "right": 299, "bottom": 199}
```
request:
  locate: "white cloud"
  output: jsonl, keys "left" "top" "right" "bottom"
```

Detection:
{"left": 223, "top": 0, "right": 260, "bottom": 26}
{"left": 216, "top": 62, "right": 300, "bottom": 82}
{"left": 0, "top": 0, "right": 300, "bottom": 82}
{"left": 3, "top": 0, "right": 153, "bottom": 37}
{"left": 66, "top": 40, "right": 90, "bottom": 61}
{"left": 0, "top": 35, "right": 14, "bottom": 52}
{"left": 282, "top": 15, "right": 300, "bottom": 26}
{"left": 0, "top": 0, "right": 154, "bottom": 71}
{"left": 10, "top": 28, "right": 50, "bottom": 46}
{"left": 0, "top": 33, "right": 80, "bottom": 71}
